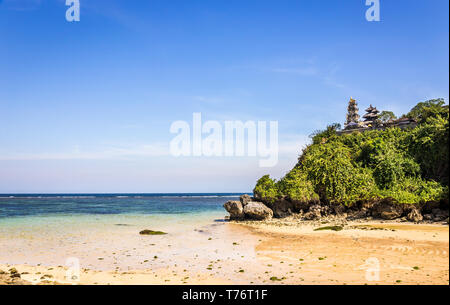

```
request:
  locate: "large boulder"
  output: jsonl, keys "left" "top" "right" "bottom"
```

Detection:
{"left": 239, "top": 194, "right": 252, "bottom": 206}
{"left": 224, "top": 200, "right": 244, "bottom": 220}
{"left": 270, "top": 199, "right": 296, "bottom": 218}
{"left": 243, "top": 202, "right": 273, "bottom": 220}
{"left": 372, "top": 199, "right": 403, "bottom": 220}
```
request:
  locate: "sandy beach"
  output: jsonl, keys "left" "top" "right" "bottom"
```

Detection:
{"left": 1, "top": 214, "right": 448, "bottom": 285}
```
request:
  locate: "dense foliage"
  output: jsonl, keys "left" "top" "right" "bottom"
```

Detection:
{"left": 253, "top": 99, "right": 449, "bottom": 206}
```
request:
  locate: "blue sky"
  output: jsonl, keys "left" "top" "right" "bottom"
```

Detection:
{"left": 0, "top": 0, "right": 448, "bottom": 193}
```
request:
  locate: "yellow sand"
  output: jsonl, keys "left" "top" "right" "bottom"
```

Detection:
{"left": 1, "top": 220, "right": 448, "bottom": 285}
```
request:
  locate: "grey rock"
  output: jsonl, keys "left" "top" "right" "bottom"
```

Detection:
{"left": 223, "top": 200, "right": 244, "bottom": 220}
{"left": 239, "top": 194, "right": 252, "bottom": 206}
{"left": 243, "top": 202, "right": 273, "bottom": 220}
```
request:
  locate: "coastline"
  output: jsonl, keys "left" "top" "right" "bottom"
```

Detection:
{"left": 1, "top": 216, "right": 448, "bottom": 285}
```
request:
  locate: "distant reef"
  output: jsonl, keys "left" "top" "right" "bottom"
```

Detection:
{"left": 224, "top": 99, "right": 449, "bottom": 224}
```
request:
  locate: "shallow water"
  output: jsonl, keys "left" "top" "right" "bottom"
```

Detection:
{"left": 0, "top": 194, "right": 261, "bottom": 281}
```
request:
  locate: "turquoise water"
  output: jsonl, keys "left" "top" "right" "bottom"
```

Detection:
{"left": 0, "top": 193, "right": 246, "bottom": 220}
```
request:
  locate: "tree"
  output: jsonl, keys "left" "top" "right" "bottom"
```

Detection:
{"left": 407, "top": 98, "right": 448, "bottom": 123}
{"left": 379, "top": 111, "right": 397, "bottom": 123}
{"left": 310, "top": 123, "right": 341, "bottom": 145}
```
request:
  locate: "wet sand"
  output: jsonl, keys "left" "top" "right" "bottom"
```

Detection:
{"left": 0, "top": 216, "right": 448, "bottom": 285}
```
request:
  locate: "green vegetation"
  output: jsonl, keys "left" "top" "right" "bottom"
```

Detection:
{"left": 314, "top": 226, "right": 344, "bottom": 232}
{"left": 253, "top": 99, "right": 449, "bottom": 207}
{"left": 139, "top": 230, "right": 167, "bottom": 235}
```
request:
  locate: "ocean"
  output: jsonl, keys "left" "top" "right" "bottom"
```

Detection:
{"left": 0, "top": 193, "right": 247, "bottom": 218}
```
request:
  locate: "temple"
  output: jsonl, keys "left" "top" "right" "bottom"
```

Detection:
{"left": 339, "top": 97, "right": 417, "bottom": 134}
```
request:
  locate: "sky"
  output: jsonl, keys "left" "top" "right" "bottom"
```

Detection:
{"left": 0, "top": 0, "right": 448, "bottom": 193}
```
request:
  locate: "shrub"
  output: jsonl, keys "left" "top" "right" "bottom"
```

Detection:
{"left": 379, "top": 178, "right": 447, "bottom": 204}
{"left": 277, "top": 167, "right": 319, "bottom": 203}
{"left": 253, "top": 175, "right": 279, "bottom": 204}
{"left": 301, "top": 142, "right": 376, "bottom": 205}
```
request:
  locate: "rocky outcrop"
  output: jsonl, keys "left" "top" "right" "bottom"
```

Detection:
{"left": 243, "top": 202, "right": 273, "bottom": 220}
{"left": 224, "top": 194, "right": 449, "bottom": 224}
{"left": 224, "top": 200, "right": 245, "bottom": 220}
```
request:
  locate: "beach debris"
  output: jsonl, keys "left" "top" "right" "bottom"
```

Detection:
{"left": 139, "top": 230, "right": 167, "bottom": 235}
{"left": 314, "top": 225, "right": 344, "bottom": 232}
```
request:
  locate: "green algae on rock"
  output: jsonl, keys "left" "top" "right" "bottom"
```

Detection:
{"left": 139, "top": 230, "right": 168, "bottom": 235}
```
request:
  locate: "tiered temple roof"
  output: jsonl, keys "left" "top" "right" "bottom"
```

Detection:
{"left": 363, "top": 104, "right": 380, "bottom": 123}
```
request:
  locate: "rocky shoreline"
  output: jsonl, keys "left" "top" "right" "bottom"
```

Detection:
{"left": 224, "top": 194, "right": 449, "bottom": 224}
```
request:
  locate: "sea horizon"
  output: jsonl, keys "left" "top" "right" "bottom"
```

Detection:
{"left": 0, "top": 193, "right": 250, "bottom": 219}
{"left": 0, "top": 192, "right": 251, "bottom": 197}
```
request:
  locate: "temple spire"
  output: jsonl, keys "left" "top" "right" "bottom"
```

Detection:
{"left": 345, "top": 97, "right": 360, "bottom": 128}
